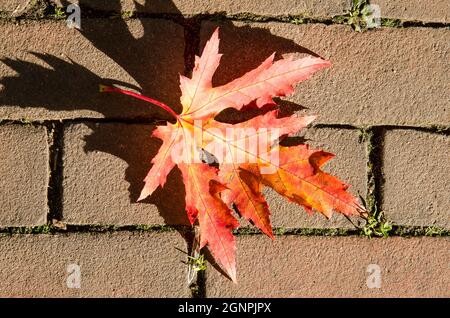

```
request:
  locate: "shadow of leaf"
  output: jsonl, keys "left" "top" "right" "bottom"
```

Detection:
{"left": 0, "top": 0, "right": 321, "bottom": 282}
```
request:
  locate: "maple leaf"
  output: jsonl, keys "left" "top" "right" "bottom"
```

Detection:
{"left": 100, "top": 28, "right": 366, "bottom": 282}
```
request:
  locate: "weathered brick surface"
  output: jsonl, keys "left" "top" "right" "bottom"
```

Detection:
{"left": 382, "top": 130, "right": 450, "bottom": 229}
{"left": 267, "top": 127, "right": 366, "bottom": 229}
{"left": 62, "top": 122, "right": 189, "bottom": 225}
{"left": 5, "top": 0, "right": 450, "bottom": 23}
{"left": 0, "top": 0, "right": 26, "bottom": 13}
{"left": 0, "top": 0, "right": 449, "bottom": 299}
{"left": 206, "top": 236, "right": 450, "bottom": 297}
{"left": 0, "top": 19, "right": 184, "bottom": 120}
{"left": 0, "top": 232, "right": 189, "bottom": 297}
{"left": 376, "top": 0, "right": 450, "bottom": 23}
{"left": 201, "top": 22, "right": 449, "bottom": 126}
{"left": 0, "top": 124, "right": 48, "bottom": 226}
{"left": 52, "top": 0, "right": 350, "bottom": 17}
{"left": 0, "top": 1, "right": 15, "bottom": 11}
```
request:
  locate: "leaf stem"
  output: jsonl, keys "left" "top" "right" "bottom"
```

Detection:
{"left": 99, "top": 85, "right": 179, "bottom": 119}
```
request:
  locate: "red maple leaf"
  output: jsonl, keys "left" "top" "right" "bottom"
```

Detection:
{"left": 101, "top": 28, "right": 366, "bottom": 282}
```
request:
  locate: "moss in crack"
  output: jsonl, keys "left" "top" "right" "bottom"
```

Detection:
{"left": 0, "top": 224, "right": 52, "bottom": 235}
{"left": 134, "top": 224, "right": 177, "bottom": 232}
{"left": 359, "top": 127, "right": 392, "bottom": 238}
{"left": 134, "top": 224, "right": 154, "bottom": 232}
{"left": 285, "top": 15, "right": 331, "bottom": 25}
{"left": 380, "top": 18, "right": 450, "bottom": 28}
{"left": 358, "top": 128, "right": 376, "bottom": 214}
{"left": 392, "top": 226, "right": 450, "bottom": 237}
{"left": 235, "top": 227, "right": 354, "bottom": 236}
{"left": 205, "top": 12, "right": 324, "bottom": 25}
{"left": 237, "top": 225, "right": 448, "bottom": 238}
{"left": 233, "top": 227, "right": 262, "bottom": 235}
{"left": 284, "top": 12, "right": 319, "bottom": 25}
{"left": 332, "top": 15, "right": 348, "bottom": 25}
{"left": 381, "top": 18, "right": 402, "bottom": 28}
{"left": 0, "top": 224, "right": 445, "bottom": 238}
{"left": 429, "top": 125, "right": 450, "bottom": 134}
{"left": 283, "top": 228, "right": 353, "bottom": 236}
{"left": 274, "top": 227, "right": 287, "bottom": 235}
{"left": 46, "top": 121, "right": 64, "bottom": 221}
{"left": 0, "top": 224, "right": 187, "bottom": 235}
{"left": 226, "top": 12, "right": 273, "bottom": 23}
{"left": 78, "top": 224, "right": 183, "bottom": 233}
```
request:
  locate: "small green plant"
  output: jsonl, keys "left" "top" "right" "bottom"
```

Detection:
{"left": 19, "top": 118, "right": 33, "bottom": 125}
{"left": 121, "top": 10, "right": 134, "bottom": 19}
{"left": 291, "top": 17, "right": 305, "bottom": 25}
{"left": 344, "top": 0, "right": 380, "bottom": 32}
{"left": 135, "top": 224, "right": 152, "bottom": 231}
{"left": 424, "top": 226, "right": 446, "bottom": 236}
{"left": 274, "top": 227, "right": 287, "bottom": 235}
{"left": 50, "top": 6, "right": 66, "bottom": 19}
{"left": 187, "top": 254, "right": 207, "bottom": 272}
{"left": 362, "top": 205, "right": 392, "bottom": 238}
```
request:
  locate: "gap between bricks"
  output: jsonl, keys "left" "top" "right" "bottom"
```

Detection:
{"left": 1, "top": 0, "right": 449, "bottom": 29}
{"left": 0, "top": 0, "right": 448, "bottom": 297}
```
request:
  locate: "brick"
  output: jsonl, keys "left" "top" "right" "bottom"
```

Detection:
{"left": 0, "top": 232, "right": 190, "bottom": 297}
{"left": 382, "top": 130, "right": 450, "bottom": 229}
{"left": 62, "top": 122, "right": 190, "bottom": 225}
{"left": 201, "top": 22, "right": 450, "bottom": 126}
{"left": 266, "top": 128, "right": 367, "bottom": 229}
{"left": 206, "top": 236, "right": 450, "bottom": 297}
{"left": 376, "top": 0, "right": 450, "bottom": 23}
{"left": 0, "top": 19, "right": 184, "bottom": 120}
{"left": 53, "top": 0, "right": 350, "bottom": 17}
{"left": 0, "top": 124, "right": 48, "bottom": 226}
{"left": 0, "top": 0, "right": 30, "bottom": 14}
{"left": 62, "top": 123, "right": 365, "bottom": 228}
